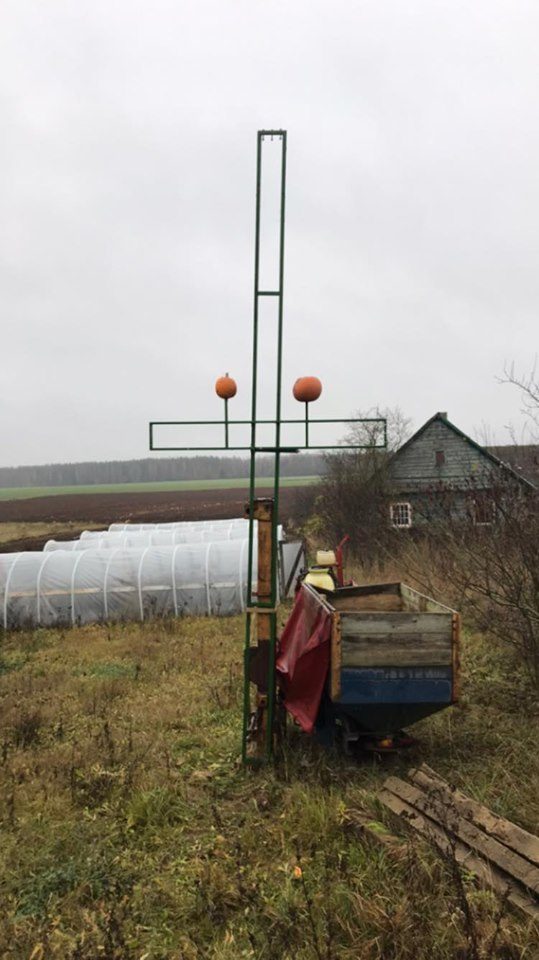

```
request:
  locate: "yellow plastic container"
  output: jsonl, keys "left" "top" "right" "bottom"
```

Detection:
{"left": 304, "top": 568, "right": 335, "bottom": 592}
{"left": 316, "top": 550, "right": 337, "bottom": 566}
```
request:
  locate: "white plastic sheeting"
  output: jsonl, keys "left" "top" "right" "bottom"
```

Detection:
{"left": 45, "top": 525, "right": 283, "bottom": 552}
{"left": 107, "top": 518, "right": 249, "bottom": 534}
{"left": 1, "top": 540, "right": 256, "bottom": 630}
{"left": 46, "top": 527, "right": 252, "bottom": 552}
{"left": 82, "top": 521, "right": 254, "bottom": 542}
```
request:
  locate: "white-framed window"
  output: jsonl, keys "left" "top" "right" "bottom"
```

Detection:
{"left": 390, "top": 502, "right": 412, "bottom": 528}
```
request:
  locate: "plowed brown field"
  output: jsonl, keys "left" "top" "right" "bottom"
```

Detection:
{"left": 0, "top": 485, "right": 306, "bottom": 551}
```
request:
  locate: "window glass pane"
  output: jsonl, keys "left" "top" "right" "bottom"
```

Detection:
{"left": 390, "top": 502, "right": 412, "bottom": 528}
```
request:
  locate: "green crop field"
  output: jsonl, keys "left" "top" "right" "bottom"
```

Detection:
{"left": 0, "top": 475, "right": 319, "bottom": 502}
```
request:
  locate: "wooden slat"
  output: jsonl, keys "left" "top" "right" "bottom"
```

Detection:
{"left": 330, "top": 594, "right": 403, "bottom": 612}
{"left": 379, "top": 788, "right": 539, "bottom": 920}
{"left": 409, "top": 764, "right": 539, "bottom": 869}
{"left": 341, "top": 641, "right": 453, "bottom": 668}
{"left": 400, "top": 583, "right": 422, "bottom": 612}
{"left": 341, "top": 611, "right": 453, "bottom": 668}
{"left": 342, "top": 630, "right": 451, "bottom": 647}
{"left": 451, "top": 613, "right": 461, "bottom": 702}
{"left": 400, "top": 582, "right": 454, "bottom": 614}
{"left": 341, "top": 612, "right": 453, "bottom": 634}
{"left": 330, "top": 612, "right": 342, "bottom": 700}
{"left": 383, "top": 776, "right": 539, "bottom": 896}
{"left": 330, "top": 584, "right": 402, "bottom": 613}
{"left": 333, "top": 582, "right": 401, "bottom": 598}
{"left": 344, "top": 809, "right": 406, "bottom": 860}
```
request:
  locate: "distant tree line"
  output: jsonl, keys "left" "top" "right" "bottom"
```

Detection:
{"left": 0, "top": 453, "right": 325, "bottom": 489}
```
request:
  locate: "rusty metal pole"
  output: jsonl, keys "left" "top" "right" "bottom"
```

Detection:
{"left": 244, "top": 497, "right": 274, "bottom": 759}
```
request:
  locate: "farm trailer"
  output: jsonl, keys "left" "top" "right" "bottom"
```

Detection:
{"left": 277, "top": 581, "right": 460, "bottom": 751}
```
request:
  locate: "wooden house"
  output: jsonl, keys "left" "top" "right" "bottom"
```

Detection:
{"left": 385, "top": 412, "right": 536, "bottom": 529}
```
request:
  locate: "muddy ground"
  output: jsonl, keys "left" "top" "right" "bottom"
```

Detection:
{"left": 0, "top": 485, "right": 308, "bottom": 551}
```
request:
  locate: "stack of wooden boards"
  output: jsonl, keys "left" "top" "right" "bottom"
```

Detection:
{"left": 378, "top": 764, "right": 539, "bottom": 921}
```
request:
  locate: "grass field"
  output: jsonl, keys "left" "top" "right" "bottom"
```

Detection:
{"left": 0, "top": 476, "right": 319, "bottom": 502}
{"left": 1, "top": 614, "right": 537, "bottom": 958}
{"left": 0, "top": 521, "right": 101, "bottom": 545}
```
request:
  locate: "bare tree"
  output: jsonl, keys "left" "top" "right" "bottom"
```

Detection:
{"left": 398, "top": 475, "right": 539, "bottom": 688}
{"left": 344, "top": 405, "right": 413, "bottom": 452}
{"left": 500, "top": 359, "right": 539, "bottom": 441}
{"left": 316, "top": 407, "right": 412, "bottom": 553}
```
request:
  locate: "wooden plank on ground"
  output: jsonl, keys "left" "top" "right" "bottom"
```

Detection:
{"left": 382, "top": 776, "right": 539, "bottom": 897}
{"left": 379, "top": 787, "right": 539, "bottom": 921}
{"left": 408, "top": 763, "right": 539, "bottom": 869}
{"left": 344, "top": 809, "right": 406, "bottom": 860}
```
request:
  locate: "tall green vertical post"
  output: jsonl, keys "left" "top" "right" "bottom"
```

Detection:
{"left": 242, "top": 130, "right": 287, "bottom": 764}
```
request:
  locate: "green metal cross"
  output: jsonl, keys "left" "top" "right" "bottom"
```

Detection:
{"left": 149, "top": 130, "right": 386, "bottom": 763}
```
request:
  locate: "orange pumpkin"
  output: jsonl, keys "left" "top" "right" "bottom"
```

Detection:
{"left": 293, "top": 376, "right": 322, "bottom": 403}
{"left": 215, "top": 374, "right": 237, "bottom": 400}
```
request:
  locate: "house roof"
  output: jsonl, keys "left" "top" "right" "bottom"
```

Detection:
{"left": 389, "top": 412, "right": 537, "bottom": 490}
{"left": 486, "top": 444, "right": 539, "bottom": 486}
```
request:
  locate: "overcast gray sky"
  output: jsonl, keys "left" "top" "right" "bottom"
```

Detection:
{"left": 1, "top": 1, "right": 538, "bottom": 467}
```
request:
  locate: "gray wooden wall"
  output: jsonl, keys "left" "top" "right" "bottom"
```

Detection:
{"left": 387, "top": 419, "right": 494, "bottom": 494}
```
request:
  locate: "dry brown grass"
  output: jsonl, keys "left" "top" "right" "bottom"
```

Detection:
{"left": 0, "top": 618, "right": 539, "bottom": 960}
{"left": 0, "top": 521, "right": 101, "bottom": 546}
{"left": 0, "top": 614, "right": 537, "bottom": 958}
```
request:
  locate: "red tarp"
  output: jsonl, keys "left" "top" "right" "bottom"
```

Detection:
{"left": 276, "top": 585, "right": 332, "bottom": 733}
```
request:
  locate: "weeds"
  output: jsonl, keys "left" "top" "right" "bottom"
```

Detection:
{"left": 125, "top": 786, "right": 189, "bottom": 832}
{"left": 12, "top": 709, "right": 43, "bottom": 748}
{"left": 0, "top": 616, "right": 536, "bottom": 957}
{"left": 0, "top": 652, "right": 27, "bottom": 675}
{"left": 74, "top": 661, "right": 136, "bottom": 680}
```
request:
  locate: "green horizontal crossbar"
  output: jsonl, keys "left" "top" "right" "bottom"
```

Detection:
{"left": 149, "top": 444, "right": 383, "bottom": 451}
{"left": 150, "top": 418, "right": 385, "bottom": 426}
{"left": 149, "top": 417, "right": 387, "bottom": 452}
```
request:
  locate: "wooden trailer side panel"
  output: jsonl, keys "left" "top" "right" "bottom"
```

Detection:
{"left": 399, "top": 583, "right": 453, "bottom": 614}
{"left": 340, "top": 612, "right": 453, "bottom": 668}
{"left": 330, "top": 611, "right": 342, "bottom": 700}
{"left": 451, "top": 611, "right": 461, "bottom": 702}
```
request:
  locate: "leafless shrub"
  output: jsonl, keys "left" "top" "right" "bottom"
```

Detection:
{"left": 315, "top": 407, "right": 412, "bottom": 558}
{"left": 400, "top": 479, "right": 539, "bottom": 688}
{"left": 12, "top": 709, "right": 42, "bottom": 749}
{"left": 287, "top": 482, "right": 323, "bottom": 537}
